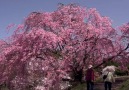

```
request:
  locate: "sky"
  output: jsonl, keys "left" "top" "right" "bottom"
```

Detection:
{"left": 0, "top": 0, "right": 129, "bottom": 39}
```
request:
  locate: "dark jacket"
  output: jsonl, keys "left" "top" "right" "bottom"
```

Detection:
{"left": 85, "top": 68, "right": 94, "bottom": 81}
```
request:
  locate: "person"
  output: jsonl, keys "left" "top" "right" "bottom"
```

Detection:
{"left": 85, "top": 65, "right": 95, "bottom": 90}
{"left": 103, "top": 68, "right": 115, "bottom": 90}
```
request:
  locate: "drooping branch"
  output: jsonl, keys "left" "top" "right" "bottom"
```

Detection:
{"left": 94, "top": 43, "right": 129, "bottom": 69}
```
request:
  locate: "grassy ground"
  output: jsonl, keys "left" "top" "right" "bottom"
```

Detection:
{"left": 71, "top": 82, "right": 86, "bottom": 90}
{"left": 0, "top": 87, "right": 8, "bottom": 90}
{"left": 119, "top": 79, "right": 129, "bottom": 90}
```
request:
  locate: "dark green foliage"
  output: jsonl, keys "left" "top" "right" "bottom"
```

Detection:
{"left": 105, "top": 60, "right": 119, "bottom": 67}
{"left": 115, "top": 70, "right": 128, "bottom": 76}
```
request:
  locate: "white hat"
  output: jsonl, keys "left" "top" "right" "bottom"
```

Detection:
{"left": 88, "top": 65, "right": 93, "bottom": 68}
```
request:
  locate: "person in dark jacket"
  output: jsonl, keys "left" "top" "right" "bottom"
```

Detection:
{"left": 85, "top": 65, "right": 95, "bottom": 90}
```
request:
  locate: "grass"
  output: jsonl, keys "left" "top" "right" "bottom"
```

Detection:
{"left": 119, "top": 79, "right": 129, "bottom": 90}
{"left": 0, "top": 87, "right": 8, "bottom": 90}
{"left": 71, "top": 82, "right": 86, "bottom": 90}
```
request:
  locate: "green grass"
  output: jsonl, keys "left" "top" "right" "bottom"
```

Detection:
{"left": 0, "top": 87, "right": 8, "bottom": 90}
{"left": 119, "top": 79, "right": 129, "bottom": 90}
{"left": 71, "top": 82, "right": 86, "bottom": 90}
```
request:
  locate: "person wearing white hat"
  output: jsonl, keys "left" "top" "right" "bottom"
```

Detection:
{"left": 85, "top": 64, "right": 95, "bottom": 90}
{"left": 88, "top": 65, "right": 93, "bottom": 69}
